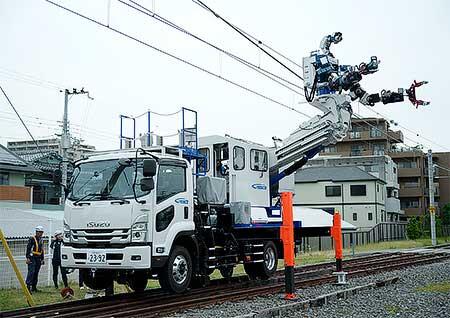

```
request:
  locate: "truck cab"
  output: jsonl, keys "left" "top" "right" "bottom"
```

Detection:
{"left": 61, "top": 147, "right": 196, "bottom": 293}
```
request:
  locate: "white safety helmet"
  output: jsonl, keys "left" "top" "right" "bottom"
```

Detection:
{"left": 35, "top": 225, "right": 44, "bottom": 232}
{"left": 54, "top": 230, "right": 63, "bottom": 236}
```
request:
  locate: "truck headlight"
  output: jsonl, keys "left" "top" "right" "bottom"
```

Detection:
{"left": 131, "top": 222, "right": 147, "bottom": 242}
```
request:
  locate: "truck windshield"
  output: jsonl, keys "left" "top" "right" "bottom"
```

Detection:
{"left": 69, "top": 159, "right": 150, "bottom": 201}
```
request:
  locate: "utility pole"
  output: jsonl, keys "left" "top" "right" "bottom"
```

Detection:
{"left": 427, "top": 149, "right": 437, "bottom": 246}
{"left": 60, "top": 88, "right": 93, "bottom": 203}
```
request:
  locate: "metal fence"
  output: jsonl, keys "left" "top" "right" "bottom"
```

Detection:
{"left": 0, "top": 214, "right": 79, "bottom": 289}
{"left": 0, "top": 237, "right": 81, "bottom": 289}
{"left": 299, "top": 222, "right": 408, "bottom": 252}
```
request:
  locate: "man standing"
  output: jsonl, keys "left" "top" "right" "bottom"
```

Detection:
{"left": 50, "top": 230, "right": 68, "bottom": 289}
{"left": 25, "top": 226, "right": 45, "bottom": 293}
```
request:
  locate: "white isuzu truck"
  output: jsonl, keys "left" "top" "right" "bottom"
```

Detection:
{"left": 60, "top": 136, "right": 312, "bottom": 294}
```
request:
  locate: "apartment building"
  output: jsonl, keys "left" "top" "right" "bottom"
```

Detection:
{"left": 323, "top": 117, "right": 450, "bottom": 218}
{"left": 7, "top": 137, "right": 95, "bottom": 161}
{"left": 294, "top": 166, "right": 387, "bottom": 231}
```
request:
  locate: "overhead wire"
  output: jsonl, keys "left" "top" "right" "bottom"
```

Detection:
{"left": 192, "top": 0, "right": 304, "bottom": 81}
{"left": 358, "top": 103, "right": 450, "bottom": 151}
{"left": 44, "top": 0, "right": 312, "bottom": 119}
{"left": 121, "top": 0, "right": 305, "bottom": 96}
{"left": 0, "top": 85, "right": 47, "bottom": 157}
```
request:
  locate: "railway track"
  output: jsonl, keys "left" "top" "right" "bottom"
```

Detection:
{"left": 2, "top": 251, "right": 449, "bottom": 318}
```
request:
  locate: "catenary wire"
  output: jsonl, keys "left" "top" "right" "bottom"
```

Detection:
{"left": 0, "top": 85, "right": 47, "bottom": 157}
{"left": 121, "top": 0, "right": 305, "bottom": 96}
{"left": 192, "top": 0, "right": 304, "bottom": 81}
{"left": 44, "top": 0, "right": 312, "bottom": 119}
{"left": 358, "top": 103, "right": 450, "bottom": 151}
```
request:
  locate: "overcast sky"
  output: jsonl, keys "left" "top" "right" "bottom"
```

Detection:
{"left": 0, "top": 0, "right": 449, "bottom": 153}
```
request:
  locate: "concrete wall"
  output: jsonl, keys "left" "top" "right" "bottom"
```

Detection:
{"left": 294, "top": 180, "right": 386, "bottom": 231}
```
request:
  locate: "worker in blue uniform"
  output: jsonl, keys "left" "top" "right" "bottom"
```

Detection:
{"left": 50, "top": 230, "right": 68, "bottom": 289}
{"left": 25, "top": 226, "right": 45, "bottom": 293}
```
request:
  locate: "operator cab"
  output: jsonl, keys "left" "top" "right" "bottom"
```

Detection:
{"left": 198, "top": 135, "right": 270, "bottom": 207}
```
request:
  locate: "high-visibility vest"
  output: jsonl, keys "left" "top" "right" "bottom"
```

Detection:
{"left": 32, "top": 236, "right": 43, "bottom": 256}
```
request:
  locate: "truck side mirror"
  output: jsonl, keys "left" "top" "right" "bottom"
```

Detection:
{"left": 143, "top": 159, "right": 157, "bottom": 177}
{"left": 140, "top": 177, "right": 155, "bottom": 192}
{"left": 53, "top": 169, "right": 62, "bottom": 185}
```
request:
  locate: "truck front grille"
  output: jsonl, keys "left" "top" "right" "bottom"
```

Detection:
{"left": 71, "top": 228, "right": 130, "bottom": 245}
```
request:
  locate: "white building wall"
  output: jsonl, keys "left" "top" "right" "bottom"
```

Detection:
{"left": 295, "top": 180, "right": 386, "bottom": 231}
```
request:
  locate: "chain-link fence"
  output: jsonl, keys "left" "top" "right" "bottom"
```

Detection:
{"left": 0, "top": 215, "right": 80, "bottom": 289}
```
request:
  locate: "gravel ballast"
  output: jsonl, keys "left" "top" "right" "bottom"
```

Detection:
{"left": 169, "top": 259, "right": 450, "bottom": 318}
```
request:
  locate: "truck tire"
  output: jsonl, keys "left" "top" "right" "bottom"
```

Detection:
{"left": 127, "top": 270, "right": 148, "bottom": 292}
{"left": 80, "top": 269, "right": 114, "bottom": 290}
{"left": 159, "top": 245, "right": 192, "bottom": 293}
{"left": 255, "top": 241, "right": 278, "bottom": 279}
{"left": 244, "top": 263, "right": 258, "bottom": 280}
{"left": 219, "top": 266, "right": 234, "bottom": 279}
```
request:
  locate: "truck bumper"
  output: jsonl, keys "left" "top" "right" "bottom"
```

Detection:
{"left": 61, "top": 245, "right": 151, "bottom": 269}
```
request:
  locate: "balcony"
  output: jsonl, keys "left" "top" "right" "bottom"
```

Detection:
{"left": 388, "top": 149, "right": 424, "bottom": 158}
{"left": 403, "top": 207, "right": 423, "bottom": 217}
{"left": 399, "top": 187, "right": 423, "bottom": 197}
{"left": 385, "top": 197, "right": 401, "bottom": 214}
{"left": 387, "top": 130, "right": 404, "bottom": 143}
{"left": 424, "top": 185, "right": 440, "bottom": 197}
{"left": 350, "top": 150, "right": 374, "bottom": 157}
{"left": 398, "top": 168, "right": 422, "bottom": 177}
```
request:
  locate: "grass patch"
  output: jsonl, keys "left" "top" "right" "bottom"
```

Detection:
{"left": 0, "top": 280, "right": 160, "bottom": 312}
{"left": 416, "top": 281, "right": 450, "bottom": 293}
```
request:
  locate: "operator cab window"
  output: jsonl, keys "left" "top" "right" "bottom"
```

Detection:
{"left": 156, "top": 164, "right": 186, "bottom": 203}
{"left": 250, "top": 149, "right": 268, "bottom": 171}
{"left": 198, "top": 148, "right": 210, "bottom": 173}
{"left": 214, "top": 143, "right": 229, "bottom": 177}
{"left": 233, "top": 146, "right": 245, "bottom": 170}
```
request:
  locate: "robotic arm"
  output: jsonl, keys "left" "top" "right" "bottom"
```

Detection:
{"left": 270, "top": 32, "right": 429, "bottom": 193}
{"left": 334, "top": 55, "right": 429, "bottom": 107}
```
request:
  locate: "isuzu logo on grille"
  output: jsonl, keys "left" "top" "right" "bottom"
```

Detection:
{"left": 87, "top": 221, "right": 111, "bottom": 228}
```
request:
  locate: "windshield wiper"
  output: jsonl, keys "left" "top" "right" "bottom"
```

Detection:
{"left": 73, "top": 192, "right": 105, "bottom": 206}
{"left": 103, "top": 194, "right": 130, "bottom": 204}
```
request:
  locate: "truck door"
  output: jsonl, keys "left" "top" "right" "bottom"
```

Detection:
{"left": 230, "top": 145, "right": 269, "bottom": 206}
{"left": 152, "top": 159, "right": 193, "bottom": 257}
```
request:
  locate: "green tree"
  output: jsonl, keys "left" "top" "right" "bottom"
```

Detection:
{"left": 407, "top": 217, "right": 422, "bottom": 240}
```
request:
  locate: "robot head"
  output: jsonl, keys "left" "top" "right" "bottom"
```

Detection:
{"left": 320, "top": 32, "right": 343, "bottom": 56}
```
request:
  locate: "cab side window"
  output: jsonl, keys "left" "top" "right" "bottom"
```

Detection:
{"left": 250, "top": 149, "right": 268, "bottom": 172}
{"left": 233, "top": 146, "right": 245, "bottom": 170}
{"left": 156, "top": 165, "right": 186, "bottom": 203}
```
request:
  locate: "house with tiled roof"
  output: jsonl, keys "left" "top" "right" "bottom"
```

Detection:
{"left": 0, "top": 144, "right": 40, "bottom": 209}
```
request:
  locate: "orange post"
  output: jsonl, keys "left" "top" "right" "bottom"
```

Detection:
{"left": 280, "top": 192, "right": 295, "bottom": 299}
{"left": 330, "top": 211, "right": 343, "bottom": 272}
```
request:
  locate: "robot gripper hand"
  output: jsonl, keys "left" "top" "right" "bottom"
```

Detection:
{"left": 406, "top": 80, "right": 430, "bottom": 108}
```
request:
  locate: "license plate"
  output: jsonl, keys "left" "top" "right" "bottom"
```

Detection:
{"left": 86, "top": 251, "right": 107, "bottom": 264}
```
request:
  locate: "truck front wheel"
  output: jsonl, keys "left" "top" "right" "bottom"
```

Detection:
{"left": 159, "top": 246, "right": 192, "bottom": 293}
{"left": 80, "top": 269, "right": 114, "bottom": 290}
{"left": 127, "top": 270, "right": 148, "bottom": 292}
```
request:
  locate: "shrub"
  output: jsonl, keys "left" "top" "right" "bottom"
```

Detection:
{"left": 407, "top": 217, "right": 422, "bottom": 240}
